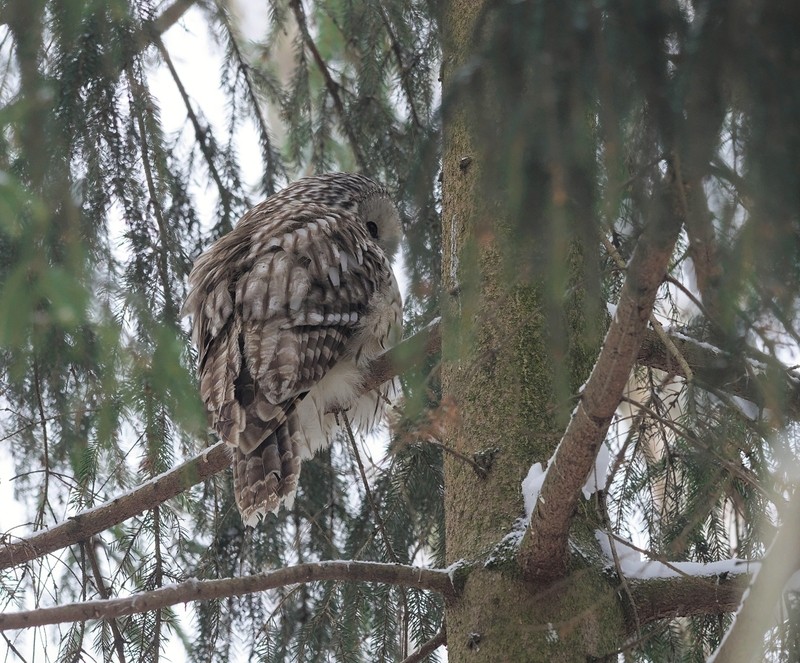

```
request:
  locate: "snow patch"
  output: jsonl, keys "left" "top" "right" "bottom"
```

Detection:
{"left": 730, "top": 395, "right": 761, "bottom": 421}
{"left": 522, "top": 462, "right": 547, "bottom": 520}
{"left": 582, "top": 443, "right": 610, "bottom": 499}
{"left": 445, "top": 558, "right": 466, "bottom": 584}
{"left": 595, "top": 530, "right": 757, "bottom": 580}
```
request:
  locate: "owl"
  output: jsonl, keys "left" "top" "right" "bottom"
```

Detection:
{"left": 184, "top": 173, "right": 403, "bottom": 526}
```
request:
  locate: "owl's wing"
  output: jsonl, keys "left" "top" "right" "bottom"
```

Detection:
{"left": 185, "top": 202, "right": 386, "bottom": 454}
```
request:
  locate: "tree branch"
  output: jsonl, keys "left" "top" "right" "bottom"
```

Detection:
{"left": 627, "top": 571, "right": 752, "bottom": 627}
{"left": 289, "top": 0, "right": 368, "bottom": 171}
{"left": 637, "top": 328, "right": 800, "bottom": 420}
{"left": 518, "top": 184, "right": 684, "bottom": 580}
{"left": 0, "top": 442, "right": 230, "bottom": 571}
{"left": 144, "top": 0, "right": 197, "bottom": 43}
{"left": 0, "top": 561, "right": 456, "bottom": 631}
{"left": 400, "top": 627, "right": 447, "bottom": 663}
{"left": 0, "top": 322, "right": 440, "bottom": 571}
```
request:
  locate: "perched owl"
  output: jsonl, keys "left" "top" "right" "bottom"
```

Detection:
{"left": 184, "top": 173, "right": 403, "bottom": 526}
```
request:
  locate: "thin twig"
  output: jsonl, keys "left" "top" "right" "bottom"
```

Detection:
{"left": 425, "top": 439, "right": 487, "bottom": 478}
{"left": 126, "top": 63, "right": 176, "bottom": 322}
{"left": 154, "top": 37, "right": 231, "bottom": 210}
{"left": 340, "top": 411, "right": 397, "bottom": 563}
{"left": 85, "top": 539, "right": 127, "bottom": 663}
{"left": 375, "top": 0, "right": 421, "bottom": 128}
{"left": 31, "top": 360, "right": 50, "bottom": 530}
{"left": 596, "top": 494, "right": 641, "bottom": 638}
{"left": 400, "top": 627, "right": 447, "bottom": 663}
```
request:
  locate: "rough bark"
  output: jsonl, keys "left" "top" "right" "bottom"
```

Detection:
{"left": 440, "top": 2, "right": 626, "bottom": 659}
{"left": 519, "top": 188, "right": 683, "bottom": 579}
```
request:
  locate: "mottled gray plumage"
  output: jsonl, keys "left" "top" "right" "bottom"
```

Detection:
{"left": 184, "top": 173, "right": 402, "bottom": 525}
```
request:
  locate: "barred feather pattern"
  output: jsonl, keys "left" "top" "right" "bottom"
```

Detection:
{"left": 184, "top": 173, "right": 403, "bottom": 526}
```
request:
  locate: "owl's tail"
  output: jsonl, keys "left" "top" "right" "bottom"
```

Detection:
{"left": 232, "top": 404, "right": 303, "bottom": 527}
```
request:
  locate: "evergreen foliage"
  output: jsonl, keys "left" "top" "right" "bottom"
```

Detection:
{"left": 1, "top": 0, "right": 799, "bottom": 660}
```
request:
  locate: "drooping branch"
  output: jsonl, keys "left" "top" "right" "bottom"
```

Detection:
{"left": 289, "top": 0, "right": 368, "bottom": 171}
{"left": 0, "top": 322, "right": 440, "bottom": 571}
{"left": 518, "top": 184, "right": 684, "bottom": 580}
{"left": 627, "top": 571, "right": 752, "bottom": 627}
{"left": 154, "top": 37, "right": 231, "bottom": 212}
{"left": 0, "top": 560, "right": 457, "bottom": 631}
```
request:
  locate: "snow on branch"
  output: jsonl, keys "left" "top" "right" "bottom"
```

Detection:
{"left": 593, "top": 531, "right": 754, "bottom": 625}
{"left": 637, "top": 329, "right": 800, "bottom": 420}
{"left": 518, "top": 187, "right": 684, "bottom": 580}
{"left": 0, "top": 321, "right": 440, "bottom": 571}
{"left": 0, "top": 560, "right": 457, "bottom": 631}
{"left": 596, "top": 531, "right": 756, "bottom": 581}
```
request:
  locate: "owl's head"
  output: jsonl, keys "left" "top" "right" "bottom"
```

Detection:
{"left": 359, "top": 194, "right": 402, "bottom": 261}
{"left": 275, "top": 172, "right": 403, "bottom": 260}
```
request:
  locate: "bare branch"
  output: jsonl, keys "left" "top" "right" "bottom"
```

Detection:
{"left": 0, "top": 561, "right": 457, "bottom": 631}
{"left": 637, "top": 328, "right": 800, "bottom": 420}
{"left": 400, "top": 627, "right": 447, "bottom": 663}
{"left": 0, "top": 322, "right": 440, "bottom": 571}
{"left": 144, "top": 0, "right": 197, "bottom": 42}
{"left": 518, "top": 185, "right": 684, "bottom": 580}
{"left": 628, "top": 571, "right": 752, "bottom": 627}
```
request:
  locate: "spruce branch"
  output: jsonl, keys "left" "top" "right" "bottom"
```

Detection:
{"left": 375, "top": 1, "right": 421, "bottom": 128}
{"left": 214, "top": 2, "right": 283, "bottom": 196}
{"left": 0, "top": 561, "right": 456, "bottom": 631}
{"left": 154, "top": 37, "right": 231, "bottom": 215}
{"left": 518, "top": 182, "right": 684, "bottom": 580}
{"left": 341, "top": 411, "right": 398, "bottom": 564}
{"left": 289, "top": 0, "right": 368, "bottom": 171}
{"left": 0, "top": 322, "right": 440, "bottom": 571}
{"left": 126, "top": 62, "right": 177, "bottom": 322}
{"left": 636, "top": 328, "right": 800, "bottom": 419}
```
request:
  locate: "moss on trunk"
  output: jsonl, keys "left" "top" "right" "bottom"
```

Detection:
{"left": 440, "top": 0, "right": 629, "bottom": 659}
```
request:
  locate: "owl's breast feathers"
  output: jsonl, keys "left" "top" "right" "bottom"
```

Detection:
{"left": 184, "top": 175, "right": 402, "bottom": 525}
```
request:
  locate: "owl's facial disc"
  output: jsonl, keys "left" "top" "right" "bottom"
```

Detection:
{"left": 359, "top": 195, "right": 401, "bottom": 259}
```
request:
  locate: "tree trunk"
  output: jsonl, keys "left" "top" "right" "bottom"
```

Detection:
{"left": 440, "top": 1, "right": 629, "bottom": 659}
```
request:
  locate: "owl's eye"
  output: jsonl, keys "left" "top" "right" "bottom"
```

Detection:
{"left": 366, "top": 221, "right": 379, "bottom": 239}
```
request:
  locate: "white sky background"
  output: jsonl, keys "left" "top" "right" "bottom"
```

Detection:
{"left": 1, "top": 2, "right": 421, "bottom": 661}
